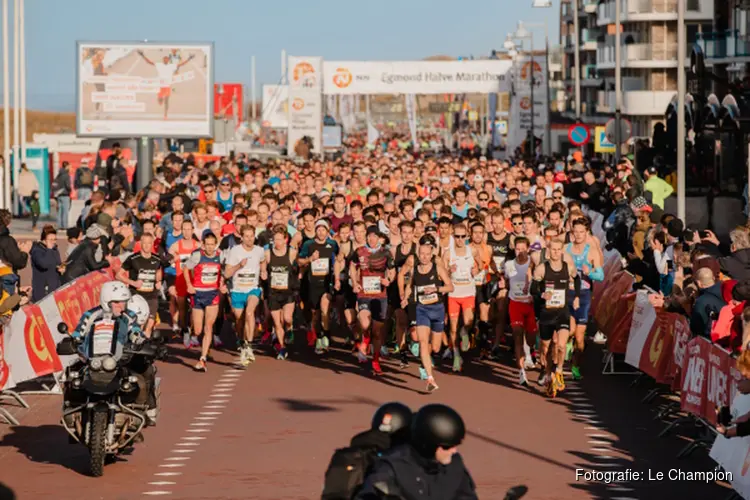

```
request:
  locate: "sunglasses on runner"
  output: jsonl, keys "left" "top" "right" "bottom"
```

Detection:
{"left": 479, "top": 197, "right": 489, "bottom": 202}
{"left": 454, "top": 233, "right": 467, "bottom": 238}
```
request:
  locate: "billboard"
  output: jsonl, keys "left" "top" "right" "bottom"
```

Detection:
{"left": 261, "top": 84, "right": 289, "bottom": 128}
{"left": 214, "top": 83, "right": 243, "bottom": 122}
{"left": 322, "top": 60, "right": 513, "bottom": 95}
{"left": 288, "top": 56, "right": 323, "bottom": 156}
{"left": 77, "top": 42, "right": 213, "bottom": 138}
{"left": 507, "top": 56, "right": 549, "bottom": 154}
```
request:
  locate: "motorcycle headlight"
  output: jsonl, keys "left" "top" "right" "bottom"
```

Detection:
{"left": 102, "top": 356, "right": 117, "bottom": 372}
{"left": 90, "top": 358, "right": 103, "bottom": 371}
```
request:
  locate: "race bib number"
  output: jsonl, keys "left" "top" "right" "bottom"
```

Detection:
{"left": 547, "top": 289, "right": 566, "bottom": 308}
{"left": 137, "top": 270, "right": 155, "bottom": 293}
{"left": 362, "top": 276, "right": 382, "bottom": 295}
{"left": 311, "top": 258, "right": 329, "bottom": 277}
{"left": 271, "top": 272, "right": 289, "bottom": 290}
{"left": 474, "top": 269, "right": 487, "bottom": 285}
{"left": 581, "top": 279, "right": 591, "bottom": 290}
{"left": 418, "top": 285, "right": 439, "bottom": 305}
{"left": 493, "top": 256, "right": 505, "bottom": 271}
{"left": 511, "top": 281, "right": 526, "bottom": 297}
{"left": 235, "top": 270, "right": 258, "bottom": 289}
{"left": 92, "top": 321, "right": 115, "bottom": 356}
{"left": 201, "top": 267, "right": 219, "bottom": 285}
{"left": 453, "top": 271, "right": 471, "bottom": 286}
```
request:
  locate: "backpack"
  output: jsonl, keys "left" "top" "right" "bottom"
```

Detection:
{"left": 79, "top": 168, "right": 93, "bottom": 186}
{"left": 321, "top": 446, "right": 377, "bottom": 500}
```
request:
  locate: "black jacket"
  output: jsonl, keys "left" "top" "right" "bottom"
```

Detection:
{"left": 51, "top": 170, "right": 72, "bottom": 198}
{"left": 719, "top": 249, "right": 750, "bottom": 282}
{"left": 0, "top": 226, "right": 28, "bottom": 273}
{"left": 355, "top": 445, "right": 477, "bottom": 500}
{"left": 30, "top": 242, "right": 61, "bottom": 302}
{"left": 62, "top": 239, "right": 109, "bottom": 284}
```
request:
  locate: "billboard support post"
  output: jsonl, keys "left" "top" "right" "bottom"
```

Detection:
{"left": 137, "top": 137, "right": 152, "bottom": 192}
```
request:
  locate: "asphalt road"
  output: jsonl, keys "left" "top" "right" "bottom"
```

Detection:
{"left": 0, "top": 222, "right": 734, "bottom": 500}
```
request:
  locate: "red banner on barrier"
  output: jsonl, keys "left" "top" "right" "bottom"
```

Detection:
{"left": 53, "top": 270, "right": 111, "bottom": 331}
{"left": 637, "top": 311, "right": 678, "bottom": 384}
{"left": 681, "top": 337, "right": 710, "bottom": 418}
{"left": 604, "top": 291, "right": 636, "bottom": 354}
{"left": 666, "top": 315, "right": 690, "bottom": 391}
{"left": 705, "top": 345, "right": 730, "bottom": 426}
{"left": 23, "top": 304, "right": 63, "bottom": 377}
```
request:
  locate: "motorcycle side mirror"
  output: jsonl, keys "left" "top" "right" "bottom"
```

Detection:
{"left": 57, "top": 322, "right": 69, "bottom": 335}
{"left": 56, "top": 337, "right": 78, "bottom": 356}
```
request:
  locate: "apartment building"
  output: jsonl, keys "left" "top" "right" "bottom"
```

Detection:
{"left": 696, "top": 1, "right": 750, "bottom": 85}
{"left": 561, "top": 0, "right": 713, "bottom": 138}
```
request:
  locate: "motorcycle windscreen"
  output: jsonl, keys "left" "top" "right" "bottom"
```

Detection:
{"left": 91, "top": 319, "right": 118, "bottom": 356}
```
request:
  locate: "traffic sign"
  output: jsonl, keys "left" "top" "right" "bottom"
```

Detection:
{"left": 594, "top": 126, "right": 616, "bottom": 153}
{"left": 604, "top": 118, "right": 632, "bottom": 144}
{"left": 568, "top": 124, "right": 590, "bottom": 146}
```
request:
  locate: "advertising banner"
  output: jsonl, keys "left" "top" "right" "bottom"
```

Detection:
{"left": 405, "top": 94, "right": 417, "bottom": 147}
{"left": 680, "top": 336, "right": 710, "bottom": 419}
{"left": 261, "top": 84, "right": 289, "bottom": 129}
{"left": 288, "top": 56, "right": 323, "bottom": 155}
{"left": 214, "top": 82, "right": 244, "bottom": 122}
{"left": 710, "top": 392, "right": 750, "bottom": 500}
{"left": 625, "top": 290, "right": 657, "bottom": 368}
{"left": 77, "top": 42, "right": 214, "bottom": 137}
{"left": 322, "top": 60, "right": 512, "bottom": 95}
{"left": 507, "top": 57, "right": 549, "bottom": 155}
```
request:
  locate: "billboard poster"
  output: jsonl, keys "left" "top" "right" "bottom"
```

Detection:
{"left": 261, "top": 84, "right": 289, "bottom": 128}
{"left": 214, "top": 83, "right": 244, "bottom": 122}
{"left": 507, "top": 56, "right": 548, "bottom": 155}
{"left": 77, "top": 42, "right": 213, "bottom": 138}
{"left": 322, "top": 60, "right": 512, "bottom": 95}
{"left": 287, "top": 56, "right": 323, "bottom": 156}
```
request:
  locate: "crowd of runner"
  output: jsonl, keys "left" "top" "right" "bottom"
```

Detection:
{"left": 40, "top": 147, "right": 629, "bottom": 398}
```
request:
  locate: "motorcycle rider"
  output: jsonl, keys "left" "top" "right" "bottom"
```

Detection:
{"left": 69, "top": 281, "right": 157, "bottom": 424}
{"left": 355, "top": 404, "right": 477, "bottom": 499}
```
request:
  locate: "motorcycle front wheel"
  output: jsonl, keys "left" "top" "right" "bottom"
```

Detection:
{"left": 89, "top": 410, "right": 107, "bottom": 477}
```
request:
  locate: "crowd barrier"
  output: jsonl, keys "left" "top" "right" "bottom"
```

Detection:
{"left": 584, "top": 208, "right": 750, "bottom": 499}
{"left": 0, "top": 268, "right": 114, "bottom": 392}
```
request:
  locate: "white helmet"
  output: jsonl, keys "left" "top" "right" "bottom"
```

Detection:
{"left": 126, "top": 294, "right": 150, "bottom": 327}
{"left": 100, "top": 281, "right": 132, "bottom": 313}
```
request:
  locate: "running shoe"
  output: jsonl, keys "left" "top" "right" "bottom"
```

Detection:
{"left": 410, "top": 343, "right": 420, "bottom": 358}
{"left": 556, "top": 371, "right": 566, "bottom": 392}
{"left": 442, "top": 349, "right": 453, "bottom": 361}
{"left": 190, "top": 336, "right": 201, "bottom": 348}
{"left": 194, "top": 358, "right": 207, "bottom": 372}
{"left": 419, "top": 367, "right": 428, "bottom": 380}
{"left": 565, "top": 340, "right": 574, "bottom": 362}
{"left": 523, "top": 357, "right": 536, "bottom": 370}
{"left": 321, "top": 336, "right": 330, "bottom": 351}
{"left": 538, "top": 373, "right": 549, "bottom": 387}
{"left": 593, "top": 332, "right": 607, "bottom": 345}
{"left": 546, "top": 375, "right": 557, "bottom": 398}
{"left": 380, "top": 345, "right": 389, "bottom": 358}
{"left": 213, "top": 335, "right": 224, "bottom": 348}
{"left": 452, "top": 353, "right": 463, "bottom": 373}
{"left": 236, "top": 347, "right": 248, "bottom": 366}
{"left": 277, "top": 347, "right": 288, "bottom": 360}
{"left": 183, "top": 331, "right": 192, "bottom": 349}
{"left": 356, "top": 350, "right": 368, "bottom": 364}
{"left": 315, "top": 338, "right": 324, "bottom": 355}
{"left": 399, "top": 350, "right": 409, "bottom": 368}
{"left": 246, "top": 346, "right": 256, "bottom": 363}
{"left": 426, "top": 377, "right": 439, "bottom": 393}
{"left": 571, "top": 365, "right": 582, "bottom": 380}
{"left": 372, "top": 360, "right": 383, "bottom": 376}
{"left": 489, "top": 345, "right": 502, "bottom": 361}
{"left": 392, "top": 344, "right": 401, "bottom": 354}
{"left": 460, "top": 328, "right": 470, "bottom": 352}
{"left": 261, "top": 330, "right": 273, "bottom": 345}
{"left": 307, "top": 330, "right": 317, "bottom": 347}
{"left": 518, "top": 368, "right": 528, "bottom": 387}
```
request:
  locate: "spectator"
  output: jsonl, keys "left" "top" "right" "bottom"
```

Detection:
{"left": 106, "top": 142, "right": 130, "bottom": 194}
{"left": 51, "top": 161, "right": 73, "bottom": 230}
{"left": 79, "top": 190, "right": 106, "bottom": 230}
{"left": 711, "top": 279, "right": 745, "bottom": 353}
{"left": 62, "top": 224, "right": 110, "bottom": 283}
{"left": 603, "top": 189, "right": 639, "bottom": 256}
{"left": 0, "top": 209, "right": 31, "bottom": 286}
{"left": 631, "top": 210, "right": 652, "bottom": 260}
{"left": 74, "top": 158, "right": 95, "bottom": 201}
{"left": 579, "top": 170, "right": 608, "bottom": 213}
{"left": 66, "top": 227, "right": 82, "bottom": 258}
{"left": 643, "top": 166, "right": 674, "bottom": 210}
{"left": 17, "top": 162, "right": 38, "bottom": 219}
{"left": 690, "top": 267, "right": 727, "bottom": 338}
{"left": 717, "top": 226, "right": 750, "bottom": 282}
{"left": 30, "top": 225, "right": 63, "bottom": 302}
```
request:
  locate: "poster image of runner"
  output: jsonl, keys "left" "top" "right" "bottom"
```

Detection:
{"left": 77, "top": 42, "right": 214, "bottom": 138}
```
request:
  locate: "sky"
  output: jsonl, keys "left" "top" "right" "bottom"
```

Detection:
{"left": 5, "top": 0, "right": 560, "bottom": 111}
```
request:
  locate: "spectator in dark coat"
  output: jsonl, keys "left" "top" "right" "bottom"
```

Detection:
{"left": 62, "top": 224, "right": 110, "bottom": 284}
{"left": 691, "top": 267, "right": 727, "bottom": 338}
{"left": 718, "top": 227, "right": 750, "bottom": 283}
{"left": 30, "top": 225, "right": 62, "bottom": 302}
{"left": 0, "top": 209, "right": 31, "bottom": 275}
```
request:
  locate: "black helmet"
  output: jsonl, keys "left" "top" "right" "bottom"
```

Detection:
{"left": 411, "top": 404, "right": 465, "bottom": 457}
{"left": 372, "top": 402, "right": 412, "bottom": 445}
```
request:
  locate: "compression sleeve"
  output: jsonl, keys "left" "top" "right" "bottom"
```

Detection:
{"left": 588, "top": 266, "right": 604, "bottom": 282}
{"left": 574, "top": 274, "right": 582, "bottom": 298}
{"left": 530, "top": 278, "right": 545, "bottom": 298}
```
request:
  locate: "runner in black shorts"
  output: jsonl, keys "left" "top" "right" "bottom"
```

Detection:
{"left": 333, "top": 222, "right": 361, "bottom": 345}
{"left": 532, "top": 239, "right": 579, "bottom": 398}
{"left": 265, "top": 224, "right": 297, "bottom": 360}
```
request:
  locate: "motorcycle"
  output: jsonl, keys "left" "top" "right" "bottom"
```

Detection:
{"left": 56, "top": 322, "right": 166, "bottom": 477}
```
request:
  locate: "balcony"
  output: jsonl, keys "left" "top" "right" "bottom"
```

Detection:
{"left": 597, "top": 0, "right": 712, "bottom": 26}
{"left": 696, "top": 30, "right": 750, "bottom": 64}
{"left": 597, "top": 42, "right": 686, "bottom": 69}
{"left": 582, "top": 0, "right": 598, "bottom": 14}
{"left": 581, "top": 28, "right": 601, "bottom": 50}
{"left": 562, "top": 1, "right": 573, "bottom": 20}
{"left": 596, "top": 90, "right": 675, "bottom": 115}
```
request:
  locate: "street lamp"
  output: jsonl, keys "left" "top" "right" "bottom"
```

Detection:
{"left": 513, "top": 22, "right": 537, "bottom": 158}
{"left": 531, "top": 0, "right": 553, "bottom": 155}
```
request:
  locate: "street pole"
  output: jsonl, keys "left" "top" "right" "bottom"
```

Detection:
{"left": 18, "top": 0, "right": 24, "bottom": 165}
{"left": 544, "top": 23, "right": 551, "bottom": 156}
{"left": 677, "top": 0, "right": 686, "bottom": 221}
{"left": 529, "top": 34, "right": 535, "bottom": 159}
{"left": 12, "top": 0, "right": 18, "bottom": 213}
{"left": 251, "top": 55, "right": 257, "bottom": 121}
{"left": 281, "top": 49, "right": 287, "bottom": 83}
{"left": 573, "top": 0, "right": 581, "bottom": 122}
{"left": 2, "top": 0, "right": 9, "bottom": 210}
{"left": 614, "top": 0, "right": 622, "bottom": 165}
